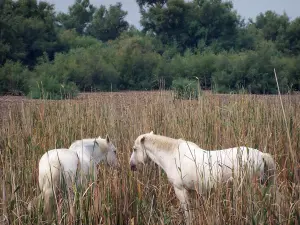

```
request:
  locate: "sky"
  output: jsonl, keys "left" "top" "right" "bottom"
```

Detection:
{"left": 44, "top": 0, "right": 300, "bottom": 29}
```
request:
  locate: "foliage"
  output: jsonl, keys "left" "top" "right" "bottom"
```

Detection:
{"left": 171, "top": 77, "right": 199, "bottom": 100}
{"left": 285, "top": 18, "right": 300, "bottom": 55}
{"left": 1, "top": 0, "right": 300, "bottom": 97}
{"left": 255, "top": 11, "right": 290, "bottom": 42}
{"left": 31, "top": 46, "right": 119, "bottom": 92}
{"left": 56, "top": 0, "right": 96, "bottom": 34}
{"left": 58, "top": 29, "right": 102, "bottom": 50}
{"left": 0, "top": 0, "right": 60, "bottom": 67}
{"left": 113, "top": 35, "right": 163, "bottom": 90}
{"left": 212, "top": 41, "right": 289, "bottom": 94}
{"left": 136, "top": 0, "right": 168, "bottom": 9}
{"left": 0, "top": 61, "right": 30, "bottom": 95}
{"left": 28, "top": 75, "right": 79, "bottom": 100}
{"left": 140, "top": 0, "right": 239, "bottom": 52}
{"left": 86, "top": 3, "right": 129, "bottom": 41}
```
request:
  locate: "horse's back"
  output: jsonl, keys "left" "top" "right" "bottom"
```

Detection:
{"left": 203, "top": 146, "right": 264, "bottom": 172}
{"left": 214, "top": 146, "right": 263, "bottom": 165}
{"left": 176, "top": 143, "right": 264, "bottom": 190}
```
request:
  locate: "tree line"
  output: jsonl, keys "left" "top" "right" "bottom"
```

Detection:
{"left": 1, "top": 0, "right": 300, "bottom": 98}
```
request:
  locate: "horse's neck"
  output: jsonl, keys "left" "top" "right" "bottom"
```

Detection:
{"left": 144, "top": 137, "right": 178, "bottom": 172}
{"left": 71, "top": 140, "right": 104, "bottom": 165}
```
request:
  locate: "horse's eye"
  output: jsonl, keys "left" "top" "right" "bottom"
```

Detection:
{"left": 133, "top": 147, "right": 136, "bottom": 152}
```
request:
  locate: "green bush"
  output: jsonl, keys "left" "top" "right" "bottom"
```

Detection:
{"left": 114, "top": 35, "right": 162, "bottom": 90}
{"left": 28, "top": 76, "right": 79, "bottom": 99}
{"left": 172, "top": 78, "right": 200, "bottom": 100}
{"left": 58, "top": 29, "right": 102, "bottom": 50}
{"left": 166, "top": 51, "right": 218, "bottom": 90}
{"left": 30, "top": 45, "right": 120, "bottom": 94}
{"left": 0, "top": 61, "right": 30, "bottom": 95}
{"left": 212, "top": 41, "right": 290, "bottom": 94}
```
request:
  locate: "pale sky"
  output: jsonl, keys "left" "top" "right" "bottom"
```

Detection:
{"left": 45, "top": 0, "right": 300, "bottom": 29}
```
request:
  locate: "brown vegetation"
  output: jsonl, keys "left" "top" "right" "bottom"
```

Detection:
{"left": 1, "top": 91, "right": 299, "bottom": 224}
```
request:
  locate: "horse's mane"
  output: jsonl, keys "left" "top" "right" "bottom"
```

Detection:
{"left": 144, "top": 134, "right": 179, "bottom": 152}
{"left": 71, "top": 138, "right": 108, "bottom": 153}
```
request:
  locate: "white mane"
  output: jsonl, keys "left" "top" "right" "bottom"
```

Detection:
{"left": 143, "top": 134, "right": 180, "bottom": 152}
{"left": 69, "top": 137, "right": 110, "bottom": 163}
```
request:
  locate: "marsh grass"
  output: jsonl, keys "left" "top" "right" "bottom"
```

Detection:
{"left": 0, "top": 91, "right": 299, "bottom": 224}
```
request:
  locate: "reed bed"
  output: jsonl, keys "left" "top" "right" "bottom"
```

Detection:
{"left": 0, "top": 91, "right": 299, "bottom": 224}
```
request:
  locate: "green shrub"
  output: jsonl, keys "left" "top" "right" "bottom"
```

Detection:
{"left": 114, "top": 35, "right": 162, "bottom": 90}
{"left": 58, "top": 29, "right": 102, "bottom": 50}
{"left": 0, "top": 61, "right": 31, "bottom": 95}
{"left": 31, "top": 46, "right": 120, "bottom": 93}
{"left": 28, "top": 76, "right": 79, "bottom": 99}
{"left": 212, "top": 41, "right": 290, "bottom": 94}
{"left": 172, "top": 78, "right": 200, "bottom": 100}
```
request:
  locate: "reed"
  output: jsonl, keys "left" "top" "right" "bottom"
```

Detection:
{"left": 0, "top": 91, "right": 299, "bottom": 224}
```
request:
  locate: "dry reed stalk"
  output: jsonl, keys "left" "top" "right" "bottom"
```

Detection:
{"left": 0, "top": 91, "right": 299, "bottom": 224}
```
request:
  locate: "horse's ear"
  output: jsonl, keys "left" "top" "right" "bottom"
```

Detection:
{"left": 141, "top": 136, "right": 145, "bottom": 144}
{"left": 150, "top": 131, "right": 154, "bottom": 134}
{"left": 106, "top": 134, "right": 110, "bottom": 143}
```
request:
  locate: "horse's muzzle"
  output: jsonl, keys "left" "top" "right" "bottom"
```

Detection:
{"left": 130, "top": 163, "right": 137, "bottom": 171}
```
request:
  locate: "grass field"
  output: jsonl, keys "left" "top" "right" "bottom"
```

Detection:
{"left": 1, "top": 91, "right": 299, "bottom": 224}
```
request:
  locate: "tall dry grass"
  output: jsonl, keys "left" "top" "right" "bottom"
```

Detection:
{"left": 0, "top": 91, "right": 299, "bottom": 224}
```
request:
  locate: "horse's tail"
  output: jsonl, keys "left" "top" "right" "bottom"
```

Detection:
{"left": 28, "top": 163, "right": 60, "bottom": 213}
{"left": 261, "top": 153, "right": 276, "bottom": 185}
{"left": 27, "top": 193, "right": 43, "bottom": 212}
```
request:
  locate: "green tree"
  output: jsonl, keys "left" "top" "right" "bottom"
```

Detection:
{"left": 58, "top": 29, "right": 101, "bottom": 50}
{"left": 0, "top": 0, "right": 59, "bottom": 66}
{"left": 56, "top": 0, "right": 96, "bottom": 35}
{"left": 255, "top": 11, "right": 290, "bottom": 42}
{"left": 285, "top": 17, "right": 300, "bottom": 55}
{"left": 139, "top": 0, "right": 239, "bottom": 51}
{"left": 87, "top": 3, "right": 129, "bottom": 42}
{"left": 114, "top": 35, "right": 162, "bottom": 89}
{"left": 30, "top": 45, "right": 119, "bottom": 92}
{"left": 235, "top": 20, "right": 259, "bottom": 51}
{"left": 212, "top": 41, "right": 289, "bottom": 94}
{"left": 0, "top": 61, "right": 31, "bottom": 95}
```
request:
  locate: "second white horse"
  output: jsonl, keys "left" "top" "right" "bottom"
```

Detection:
{"left": 129, "top": 132, "right": 276, "bottom": 225}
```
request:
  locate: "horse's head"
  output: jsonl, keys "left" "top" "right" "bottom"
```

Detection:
{"left": 95, "top": 135, "right": 118, "bottom": 168}
{"left": 129, "top": 131, "right": 154, "bottom": 171}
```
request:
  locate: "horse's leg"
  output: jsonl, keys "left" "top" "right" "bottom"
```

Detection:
{"left": 43, "top": 188, "right": 55, "bottom": 221}
{"left": 174, "top": 187, "right": 192, "bottom": 225}
{"left": 67, "top": 188, "right": 76, "bottom": 221}
{"left": 65, "top": 173, "right": 76, "bottom": 221}
{"left": 27, "top": 193, "right": 43, "bottom": 212}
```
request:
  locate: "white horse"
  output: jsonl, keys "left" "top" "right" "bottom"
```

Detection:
{"left": 28, "top": 135, "right": 118, "bottom": 219}
{"left": 129, "top": 132, "right": 276, "bottom": 225}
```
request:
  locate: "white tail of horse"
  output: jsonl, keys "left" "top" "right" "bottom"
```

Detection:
{"left": 262, "top": 153, "right": 276, "bottom": 185}
{"left": 27, "top": 164, "right": 63, "bottom": 215}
